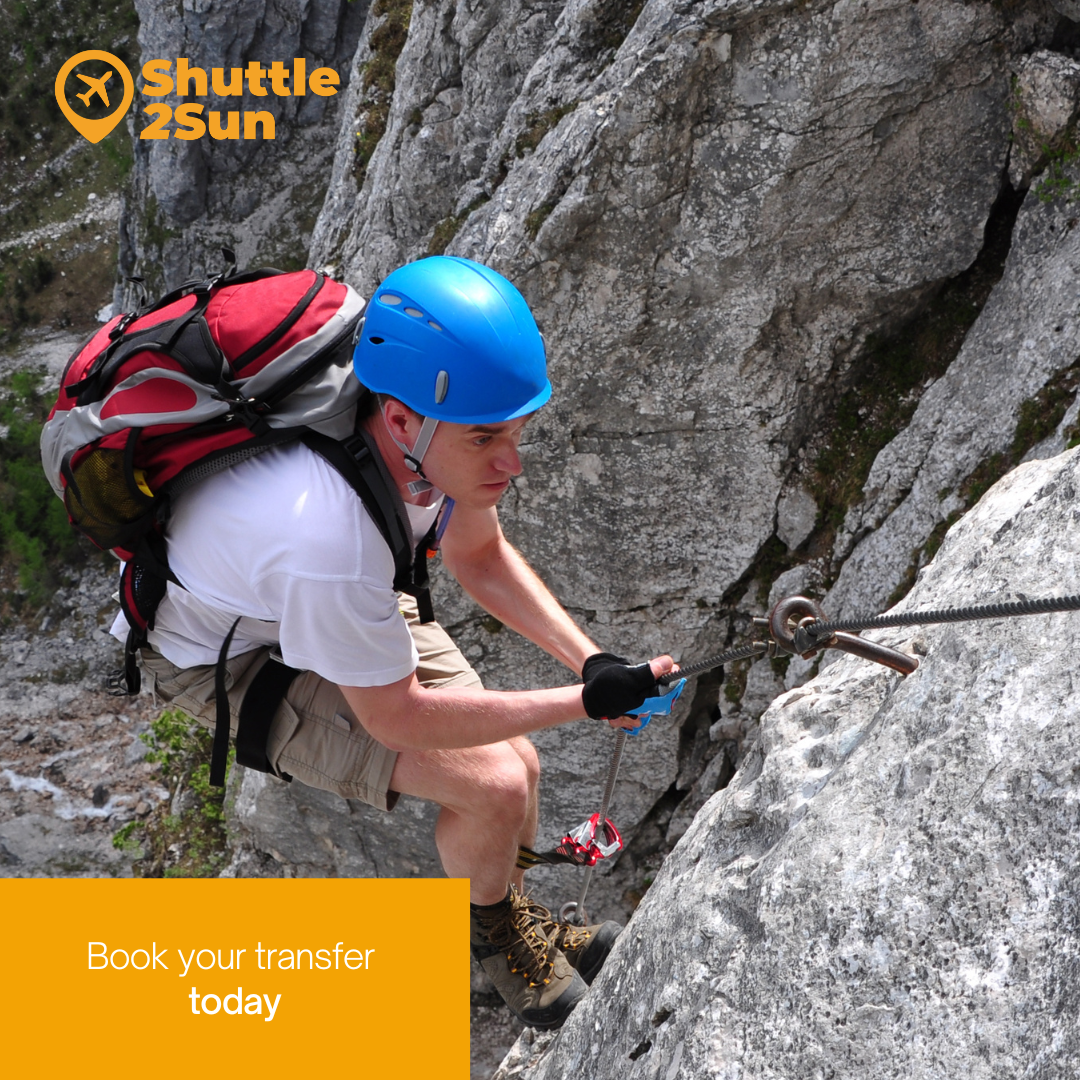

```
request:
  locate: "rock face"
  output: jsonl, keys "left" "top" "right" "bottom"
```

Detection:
{"left": 497, "top": 445, "right": 1080, "bottom": 1080}
{"left": 110, "top": 0, "right": 1072, "bottom": 911}
{"left": 1009, "top": 49, "right": 1080, "bottom": 190}
{"left": 321, "top": 0, "right": 1042, "bottom": 625}
{"left": 1051, "top": 1, "right": 1080, "bottom": 24}
{"left": 0, "top": 550, "right": 161, "bottom": 878}
{"left": 118, "top": 0, "right": 366, "bottom": 301}
{"left": 824, "top": 163, "right": 1080, "bottom": 626}
{"left": 5, "top": 0, "right": 1080, "bottom": 1070}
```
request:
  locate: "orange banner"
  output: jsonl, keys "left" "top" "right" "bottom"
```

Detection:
{"left": 1, "top": 878, "right": 469, "bottom": 1076}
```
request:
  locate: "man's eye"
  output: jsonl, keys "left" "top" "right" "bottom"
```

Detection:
{"left": 474, "top": 436, "right": 491, "bottom": 446}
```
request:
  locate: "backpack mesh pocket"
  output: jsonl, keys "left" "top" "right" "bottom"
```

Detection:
{"left": 120, "top": 535, "right": 171, "bottom": 633}
{"left": 63, "top": 445, "right": 156, "bottom": 550}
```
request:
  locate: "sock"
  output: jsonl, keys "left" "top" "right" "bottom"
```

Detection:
{"left": 470, "top": 888, "right": 511, "bottom": 913}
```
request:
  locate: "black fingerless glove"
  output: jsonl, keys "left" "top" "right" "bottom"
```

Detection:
{"left": 581, "top": 655, "right": 659, "bottom": 720}
{"left": 581, "top": 651, "right": 631, "bottom": 683}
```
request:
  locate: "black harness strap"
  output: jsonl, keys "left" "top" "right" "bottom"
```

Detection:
{"left": 411, "top": 519, "right": 438, "bottom": 623}
{"left": 209, "top": 625, "right": 303, "bottom": 788}
{"left": 210, "top": 618, "right": 242, "bottom": 787}
{"left": 235, "top": 656, "right": 301, "bottom": 780}
{"left": 302, "top": 429, "right": 437, "bottom": 623}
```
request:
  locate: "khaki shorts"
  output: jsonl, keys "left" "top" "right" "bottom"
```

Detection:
{"left": 139, "top": 594, "right": 482, "bottom": 811}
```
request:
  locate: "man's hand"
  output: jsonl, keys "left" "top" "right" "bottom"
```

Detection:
{"left": 581, "top": 653, "right": 675, "bottom": 731}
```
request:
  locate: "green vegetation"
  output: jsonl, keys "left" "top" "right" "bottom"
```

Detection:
{"left": 0, "top": 369, "right": 90, "bottom": 613}
{"left": 0, "top": 227, "right": 123, "bottom": 346}
{"left": 427, "top": 195, "right": 490, "bottom": 256}
{"left": 722, "top": 661, "right": 749, "bottom": 705}
{"left": 514, "top": 103, "right": 579, "bottom": 159}
{"left": 141, "top": 193, "right": 177, "bottom": 256}
{"left": 1034, "top": 141, "right": 1080, "bottom": 206}
{"left": 494, "top": 103, "right": 580, "bottom": 191}
{"left": 0, "top": 0, "right": 137, "bottom": 347}
{"left": 707, "top": 191, "right": 1025, "bottom": 688}
{"left": 751, "top": 535, "right": 789, "bottom": 609}
{"left": 353, "top": 0, "right": 413, "bottom": 183}
{"left": 576, "top": 0, "right": 646, "bottom": 63}
{"left": 0, "top": 0, "right": 138, "bottom": 163}
{"left": 112, "top": 709, "right": 232, "bottom": 877}
{"left": 0, "top": 252, "right": 55, "bottom": 333}
{"left": 769, "top": 653, "right": 791, "bottom": 680}
{"left": 524, "top": 201, "right": 556, "bottom": 240}
{"left": 1009, "top": 70, "right": 1080, "bottom": 205}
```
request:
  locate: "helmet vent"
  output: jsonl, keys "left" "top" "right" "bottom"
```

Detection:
{"left": 369, "top": 336, "right": 385, "bottom": 345}
{"left": 404, "top": 307, "right": 424, "bottom": 318}
{"left": 435, "top": 370, "right": 449, "bottom": 404}
{"left": 428, "top": 321, "right": 443, "bottom": 331}
{"left": 379, "top": 294, "right": 402, "bottom": 305}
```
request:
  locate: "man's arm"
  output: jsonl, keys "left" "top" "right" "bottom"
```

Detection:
{"left": 340, "top": 653, "right": 672, "bottom": 752}
{"left": 342, "top": 678, "right": 585, "bottom": 751}
{"left": 344, "top": 498, "right": 674, "bottom": 752}
{"left": 438, "top": 500, "right": 598, "bottom": 676}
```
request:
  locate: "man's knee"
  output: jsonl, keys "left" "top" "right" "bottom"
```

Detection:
{"left": 469, "top": 742, "right": 533, "bottom": 823}
{"left": 508, "top": 736, "right": 540, "bottom": 791}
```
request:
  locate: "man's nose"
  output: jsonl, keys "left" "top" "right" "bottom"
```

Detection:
{"left": 496, "top": 443, "right": 523, "bottom": 476}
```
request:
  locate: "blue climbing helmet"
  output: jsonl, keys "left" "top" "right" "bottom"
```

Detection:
{"left": 353, "top": 255, "right": 551, "bottom": 425}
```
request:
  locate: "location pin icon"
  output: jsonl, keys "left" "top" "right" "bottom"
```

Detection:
{"left": 55, "top": 50, "right": 135, "bottom": 144}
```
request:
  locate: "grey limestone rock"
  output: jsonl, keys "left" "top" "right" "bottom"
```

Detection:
{"left": 311, "top": 0, "right": 567, "bottom": 277}
{"left": 105, "top": 2, "right": 1074, "bottom": 923}
{"left": 775, "top": 481, "right": 818, "bottom": 552}
{"left": 1050, "top": 1, "right": 1080, "bottom": 23}
{"left": 119, "top": 0, "right": 366, "bottom": 301}
{"left": 320, "top": 0, "right": 1040, "bottom": 625}
{"left": 231, "top": 0, "right": 1066, "bottom": 896}
{"left": 1009, "top": 49, "right": 1080, "bottom": 190}
{"left": 0, "top": 336, "right": 167, "bottom": 877}
{"left": 497, "top": 444, "right": 1080, "bottom": 1080}
{"left": 826, "top": 166, "right": 1080, "bottom": 623}
{"left": 226, "top": 769, "right": 441, "bottom": 878}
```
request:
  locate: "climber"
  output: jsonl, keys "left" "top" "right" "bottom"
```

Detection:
{"left": 130, "top": 255, "right": 674, "bottom": 1030}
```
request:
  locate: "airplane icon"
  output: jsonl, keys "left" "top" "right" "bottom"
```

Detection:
{"left": 76, "top": 70, "right": 113, "bottom": 109}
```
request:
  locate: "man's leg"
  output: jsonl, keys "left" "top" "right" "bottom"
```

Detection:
{"left": 388, "top": 738, "right": 537, "bottom": 904}
{"left": 391, "top": 602, "right": 618, "bottom": 995}
{"left": 400, "top": 596, "right": 542, "bottom": 894}
{"left": 389, "top": 737, "right": 585, "bottom": 1028}
{"left": 508, "top": 736, "right": 539, "bottom": 894}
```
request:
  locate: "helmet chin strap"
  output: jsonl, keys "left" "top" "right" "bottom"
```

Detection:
{"left": 387, "top": 413, "right": 440, "bottom": 496}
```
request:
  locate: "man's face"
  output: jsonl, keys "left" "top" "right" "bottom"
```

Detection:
{"left": 419, "top": 414, "right": 531, "bottom": 508}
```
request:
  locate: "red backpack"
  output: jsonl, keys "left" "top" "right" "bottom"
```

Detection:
{"left": 41, "top": 254, "right": 440, "bottom": 717}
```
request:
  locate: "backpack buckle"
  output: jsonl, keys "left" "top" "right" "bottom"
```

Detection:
{"left": 108, "top": 309, "right": 138, "bottom": 340}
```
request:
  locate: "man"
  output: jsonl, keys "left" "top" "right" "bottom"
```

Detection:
{"left": 127, "top": 255, "right": 673, "bottom": 1029}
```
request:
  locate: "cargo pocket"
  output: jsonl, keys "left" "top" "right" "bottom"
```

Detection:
{"left": 265, "top": 695, "right": 303, "bottom": 781}
{"left": 265, "top": 672, "right": 397, "bottom": 808}
{"left": 139, "top": 650, "right": 219, "bottom": 729}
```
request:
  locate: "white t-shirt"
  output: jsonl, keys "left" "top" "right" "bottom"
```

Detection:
{"left": 110, "top": 442, "right": 442, "bottom": 687}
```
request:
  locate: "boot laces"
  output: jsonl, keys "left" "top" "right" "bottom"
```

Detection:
{"left": 515, "top": 892, "right": 592, "bottom": 953}
{"left": 476, "top": 888, "right": 555, "bottom": 987}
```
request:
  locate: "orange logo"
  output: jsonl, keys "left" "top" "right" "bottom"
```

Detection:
{"left": 55, "top": 50, "right": 135, "bottom": 143}
{"left": 56, "top": 53, "right": 340, "bottom": 144}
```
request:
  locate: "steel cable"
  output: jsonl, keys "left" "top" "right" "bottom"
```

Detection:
{"left": 803, "top": 593, "right": 1080, "bottom": 642}
{"left": 658, "top": 639, "right": 769, "bottom": 685}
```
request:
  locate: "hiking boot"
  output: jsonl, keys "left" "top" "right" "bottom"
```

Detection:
{"left": 470, "top": 887, "right": 587, "bottom": 1030}
{"left": 516, "top": 893, "right": 622, "bottom": 985}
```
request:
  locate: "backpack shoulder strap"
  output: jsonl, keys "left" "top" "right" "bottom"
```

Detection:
{"left": 300, "top": 429, "right": 436, "bottom": 620}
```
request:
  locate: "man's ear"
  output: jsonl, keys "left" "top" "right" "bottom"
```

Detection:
{"left": 381, "top": 397, "right": 419, "bottom": 442}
